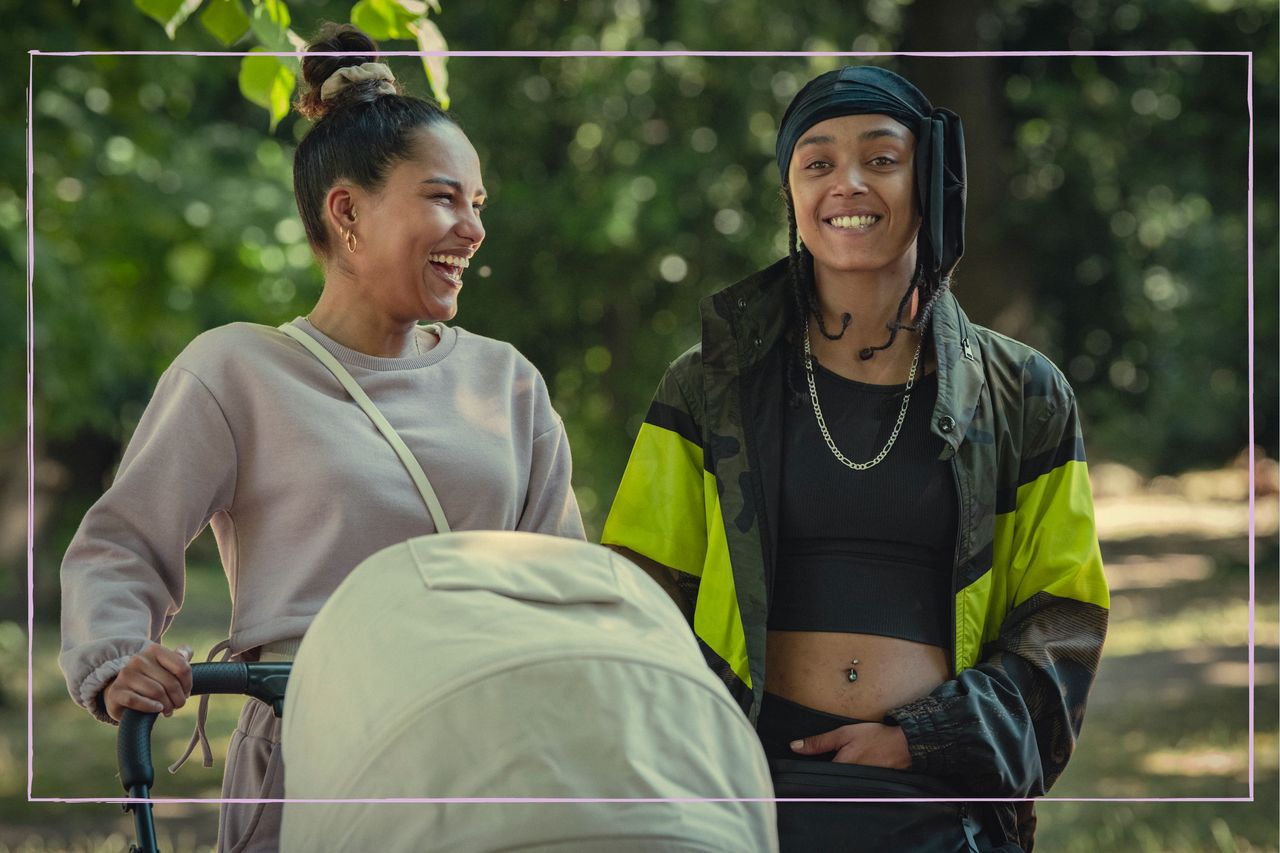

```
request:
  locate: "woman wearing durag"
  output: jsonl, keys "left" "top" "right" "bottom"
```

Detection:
{"left": 603, "top": 65, "right": 1108, "bottom": 850}
{"left": 59, "top": 23, "right": 583, "bottom": 852}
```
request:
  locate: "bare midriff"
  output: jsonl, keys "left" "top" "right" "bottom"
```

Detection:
{"left": 765, "top": 630, "right": 949, "bottom": 721}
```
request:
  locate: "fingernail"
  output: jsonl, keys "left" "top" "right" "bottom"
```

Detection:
{"left": 177, "top": 644, "right": 193, "bottom": 660}
{"left": 790, "top": 739, "right": 804, "bottom": 750}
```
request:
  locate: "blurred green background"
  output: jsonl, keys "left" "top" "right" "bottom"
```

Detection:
{"left": 3, "top": 0, "right": 1277, "bottom": 850}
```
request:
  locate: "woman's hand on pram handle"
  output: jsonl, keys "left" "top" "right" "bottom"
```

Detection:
{"left": 104, "top": 643, "right": 194, "bottom": 722}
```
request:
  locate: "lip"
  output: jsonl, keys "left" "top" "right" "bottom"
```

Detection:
{"left": 426, "top": 247, "right": 474, "bottom": 287}
{"left": 822, "top": 214, "right": 882, "bottom": 234}
{"left": 823, "top": 209, "right": 882, "bottom": 219}
{"left": 427, "top": 260, "right": 464, "bottom": 288}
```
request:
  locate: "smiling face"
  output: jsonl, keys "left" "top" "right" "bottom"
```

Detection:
{"left": 786, "top": 113, "right": 921, "bottom": 283}
{"left": 342, "top": 123, "right": 487, "bottom": 323}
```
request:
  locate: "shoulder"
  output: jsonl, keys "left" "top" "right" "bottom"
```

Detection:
{"left": 452, "top": 326, "right": 540, "bottom": 377}
{"left": 647, "top": 341, "right": 704, "bottom": 418}
{"left": 161, "top": 322, "right": 311, "bottom": 411}
{"left": 967, "top": 324, "right": 1078, "bottom": 446}
{"left": 171, "top": 322, "right": 290, "bottom": 375}
{"left": 451, "top": 328, "right": 560, "bottom": 432}
{"left": 668, "top": 341, "right": 704, "bottom": 381}
{"left": 969, "top": 324, "right": 1074, "bottom": 404}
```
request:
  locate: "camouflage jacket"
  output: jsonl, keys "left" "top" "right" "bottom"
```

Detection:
{"left": 603, "top": 258, "right": 1108, "bottom": 848}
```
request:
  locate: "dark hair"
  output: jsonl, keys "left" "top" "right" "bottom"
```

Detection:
{"left": 780, "top": 185, "right": 952, "bottom": 405}
{"left": 292, "top": 22, "right": 457, "bottom": 253}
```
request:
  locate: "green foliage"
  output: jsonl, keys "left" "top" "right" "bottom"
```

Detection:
{"left": 411, "top": 14, "right": 450, "bottom": 108}
{"left": 238, "top": 47, "right": 296, "bottom": 130}
{"left": 134, "top": 0, "right": 204, "bottom": 39}
{"left": 247, "top": 0, "right": 293, "bottom": 51}
{"left": 199, "top": 0, "right": 251, "bottom": 46}
{"left": 350, "top": 0, "right": 419, "bottom": 39}
{"left": 126, "top": 0, "right": 452, "bottom": 128}
{"left": 998, "top": 53, "right": 1261, "bottom": 473}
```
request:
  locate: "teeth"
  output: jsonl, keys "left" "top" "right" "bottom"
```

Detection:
{"left": 428, "top": 253, "right": 470, "bottom": 269}
{"left": 828, "top": 215, "right": 879, "bottom": 229}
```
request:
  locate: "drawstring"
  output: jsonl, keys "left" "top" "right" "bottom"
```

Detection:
{"left": 169, "top": 638, "right": 233, "bottom": 774}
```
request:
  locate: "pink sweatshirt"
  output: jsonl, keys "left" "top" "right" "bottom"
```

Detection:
{"left": 59, "top": 318, "right": 585, "bottom": 722}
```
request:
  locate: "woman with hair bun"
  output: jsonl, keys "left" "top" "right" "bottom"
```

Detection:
{"left": 604, "top": 65, "right": 1108, "bottom": 850}
{"left": 58, "top": 23, "right": 584, "bottom": 851}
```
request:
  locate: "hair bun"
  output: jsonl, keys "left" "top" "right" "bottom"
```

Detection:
{"left": 294, "top": 23, "right": 398, "bottom": 121}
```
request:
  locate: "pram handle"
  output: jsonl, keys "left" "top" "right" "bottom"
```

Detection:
{"left": 118, "top": 661, "right": 291, "bottom": 792}
{"left": 117, "top": 661, "right": 291, "bottom": 853}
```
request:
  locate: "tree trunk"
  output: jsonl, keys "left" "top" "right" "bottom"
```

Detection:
{"left": 901, "top": 0, "right": 1034, "bottom": 337}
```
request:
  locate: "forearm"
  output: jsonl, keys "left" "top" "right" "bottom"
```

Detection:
{"left": 885, "top": 593, "right": 1107, "bottom": 796}
{"left": 607, "top": 545, "right": 696, "bottom": 623}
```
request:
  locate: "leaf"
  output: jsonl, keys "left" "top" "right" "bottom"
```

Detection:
{"left": 200, "top": 0, "right": 250, "bottom": 46}
{"left": 238, "top": 48, "right": 296, "bottom": 131}
{"left": 260, "top": 0, "right": 290, "bottom": 27}
{"left": 248, "top": 0, "right": 292, "bottom": 52}
{"left": 133, "top": 0, "right": 204, "bottom": 39}
{"left": 411, "top": 17, "right": 449, "bottom": 109}
{"left": 351, "top": 0, "right": 418, "bottom": 41}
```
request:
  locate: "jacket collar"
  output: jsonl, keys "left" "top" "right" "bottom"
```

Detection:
{"left": 701, "top": 258, "right": 987, "bottom": 450}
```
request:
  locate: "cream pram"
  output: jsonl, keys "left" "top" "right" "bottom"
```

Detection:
{"left": 279, "top": 531, "right": 777, "bottom": 852}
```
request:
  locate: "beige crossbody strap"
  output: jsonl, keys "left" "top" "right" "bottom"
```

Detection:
{"left": 279, "top": 323, "right": 451, "bottom": 533}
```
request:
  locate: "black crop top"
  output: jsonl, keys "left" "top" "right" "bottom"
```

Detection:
{"left": 768, "top": 361, "right": 958, "bottom": 647}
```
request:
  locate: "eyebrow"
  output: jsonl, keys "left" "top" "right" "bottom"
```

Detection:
{"left": 797, "top": 127, "right": 909, "bottom": 150}
{"left": 796, "top": 133, "right": 836, "bottom": 149}
{"left": 420, "top": 177, "right": 487, "bottom": 198}
{"left": 861, "top": 127, "right": 908, "bottom": 142}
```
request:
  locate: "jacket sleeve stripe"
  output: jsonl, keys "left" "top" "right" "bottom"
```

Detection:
{"left": 602, "top": 422, "right": 708, "bottom": 579}
{"left": 645, "top": 399, "right": 702, "bottom": 448}
{"left": 1017, "top": 434, "right": 1086, "bottom": 491}
{"left": 695, "top": 481, "right": 752, "bottom": 689}
{"left": 995, "top": 434, "right": 1086, "bottom": 515}
{"left": 1007, "top": 459, "right": 1109, "bottom": 611}
{"left": 603, "top": 425, "right": 752, "bottom": 688}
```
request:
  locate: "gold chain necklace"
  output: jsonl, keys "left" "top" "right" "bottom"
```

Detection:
{"left": 803, "top": 329, "right": 923, "bottom": 471}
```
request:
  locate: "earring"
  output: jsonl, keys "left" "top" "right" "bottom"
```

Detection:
{"left": 344, "top": 228, "right": 358, "bottom": 253}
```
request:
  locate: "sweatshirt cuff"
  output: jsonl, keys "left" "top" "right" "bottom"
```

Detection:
{"left": 76, "top": 654, "right": 135, "bottom": 725}
{"left": 883, "top": 694, "right": 955, "bottom": 776}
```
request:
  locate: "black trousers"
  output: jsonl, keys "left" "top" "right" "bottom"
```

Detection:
{"left": 757, "top": 693, "right": 1022, "bottom": 853}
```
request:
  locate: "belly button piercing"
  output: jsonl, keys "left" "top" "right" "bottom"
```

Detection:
{"left": 847, "top": 658, "right": 860, "bottom": 683}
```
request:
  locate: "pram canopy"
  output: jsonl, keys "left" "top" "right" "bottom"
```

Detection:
{"left": 280, "top": 531, "right": 777, "bottom": 852}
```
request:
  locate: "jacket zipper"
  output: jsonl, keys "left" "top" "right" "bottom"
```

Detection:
{"left": 950, "top": 335, "right": 974, "bottom": 677}
{"left": 949, "top": 455, "right": 963, "bottom": 679}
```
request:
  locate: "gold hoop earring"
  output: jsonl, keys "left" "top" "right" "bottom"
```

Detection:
{"left": 344, "top": 229, "right": 358, "bottom": 253}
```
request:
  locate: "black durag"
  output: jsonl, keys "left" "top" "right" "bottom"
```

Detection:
{"left": 775, "top": 65, "right": 967, "bottom": 284}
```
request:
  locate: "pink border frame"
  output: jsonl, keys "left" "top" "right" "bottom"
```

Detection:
{"left": 25, "top": 48, "right": 1257, "bottom": 808}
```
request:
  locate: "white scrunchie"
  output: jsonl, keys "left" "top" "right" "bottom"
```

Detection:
{"left": 320, "top": 62, "right": 397, "bottom": 102}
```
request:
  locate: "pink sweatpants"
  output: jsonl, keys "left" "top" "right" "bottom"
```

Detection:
{"left": 217, "top": 698, "right": 284, "bottom": 852}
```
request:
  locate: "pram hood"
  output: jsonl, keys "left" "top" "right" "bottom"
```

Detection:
{"left": 280, "top": 531, "right": 776, "bottom": 852}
